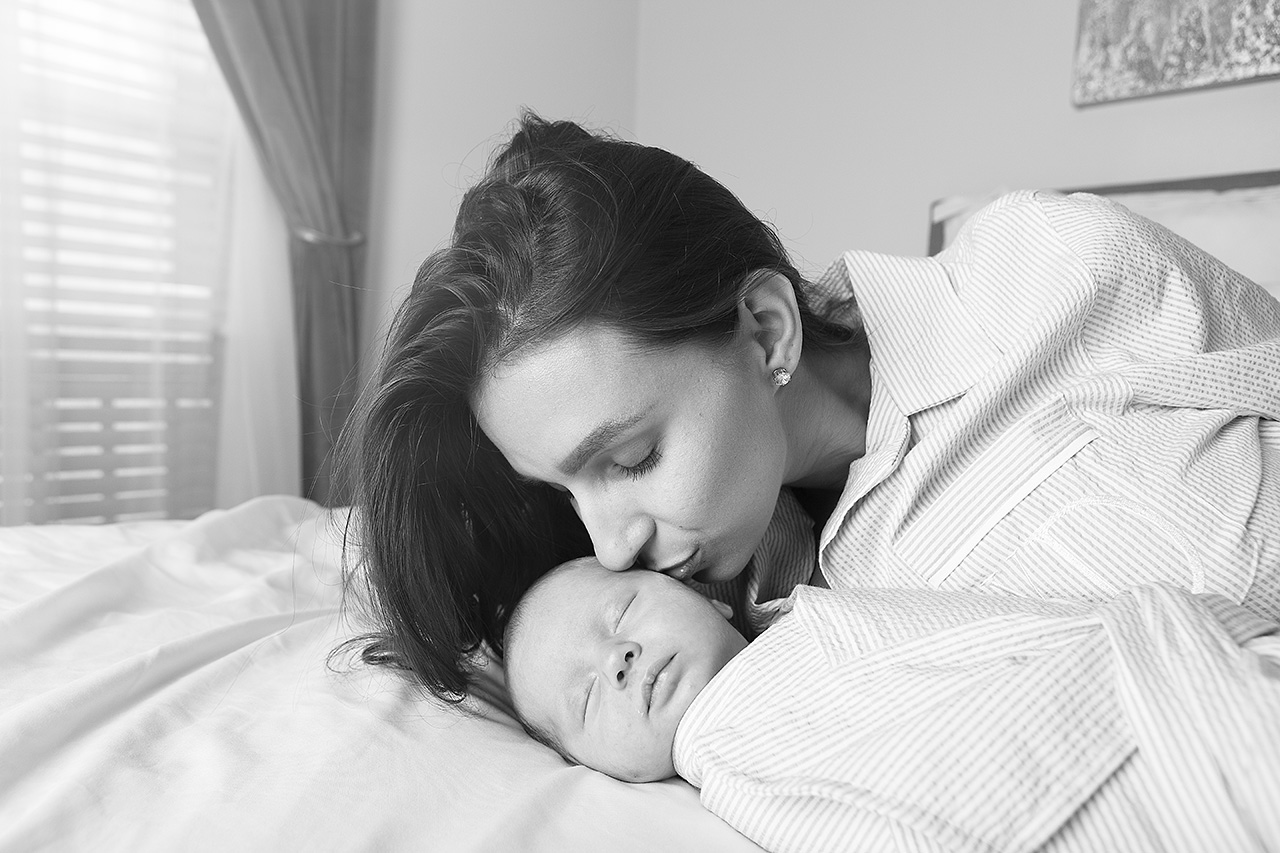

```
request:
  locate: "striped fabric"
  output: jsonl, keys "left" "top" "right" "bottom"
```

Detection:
{"left": 690, "top": 487, "right": 816, "bottom": 638}
{"left": 799, "top": 191, "right": 1280, "bottom": 622}
{"left": 672, "top": 584, "right": 1280, "bottom": 853}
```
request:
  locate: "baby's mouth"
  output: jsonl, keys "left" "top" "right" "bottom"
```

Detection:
{"left": 642, "top": 654, "right": 674, "bottom": 715}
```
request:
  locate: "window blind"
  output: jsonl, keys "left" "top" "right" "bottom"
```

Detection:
{"left": 0, "top": 0, "right": 233, "bottom": 524}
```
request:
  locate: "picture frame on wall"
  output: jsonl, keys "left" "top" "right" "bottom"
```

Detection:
{"left": 1072, "top": 0, "right": 1280, "bottom": 105}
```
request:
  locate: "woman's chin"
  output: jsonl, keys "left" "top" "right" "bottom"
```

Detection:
{"left": 694, "top": 559, "right": 749, "bottom": 584}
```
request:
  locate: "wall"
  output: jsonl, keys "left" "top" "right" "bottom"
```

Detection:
{"left": 365, "top": 0, "right": 1280, "bottom": 351}
{"left": 362, "top": 0, "right": 639, "bottom": 366}
{"left": 635, "top": 0, "right": 1280, "bottom": 273}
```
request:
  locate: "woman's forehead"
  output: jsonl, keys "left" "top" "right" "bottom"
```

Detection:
{"left": 483, "top": 322, "right": 648, "bottom": 377}
{"left": 479, "top": 321, "right": 725, "bottom": 388}
{"left": 471, "top": 326, "right": 715, "bottom": 476}
{"left": 476, "top": 324, "right": 635, "bottom": 411}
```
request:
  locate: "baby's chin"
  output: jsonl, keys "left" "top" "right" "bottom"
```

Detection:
{"left": 602, "top": 759, "right": 677, "bottom": 784}
{"left": 591, "top": 747, "right": 678, "bottom": 784}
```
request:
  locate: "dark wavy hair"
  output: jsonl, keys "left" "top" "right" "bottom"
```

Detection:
{"left": 339, "top": 112, "right": 857, "bottom": 702}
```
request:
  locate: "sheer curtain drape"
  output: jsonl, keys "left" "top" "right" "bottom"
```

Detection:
{"left": 215, "top": 117, "right": 300, "bottom": 509}
{"left": 192, "top": 0, "right": 377, "bottom": 507}
{"left": 0, "top": 0, "right": 296, "bottom": 524}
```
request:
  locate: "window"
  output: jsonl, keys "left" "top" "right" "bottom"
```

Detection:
{"left": 0, "top": 0, "right": 235, "bottom": 523}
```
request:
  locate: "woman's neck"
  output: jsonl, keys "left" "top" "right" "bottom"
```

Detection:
{"left": 782, "top": 341, "right": 872, "bottom": 490}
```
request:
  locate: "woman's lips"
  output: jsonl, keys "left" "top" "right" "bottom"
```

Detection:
{"left": 661, "top": 552, "right": 700, "bottom": 581}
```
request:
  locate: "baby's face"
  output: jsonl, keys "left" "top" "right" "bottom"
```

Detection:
{"left": 506, "top": 557, "right": 747, "bottom": 782}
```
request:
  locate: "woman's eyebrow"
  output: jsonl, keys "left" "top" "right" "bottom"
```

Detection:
{"left": 557, "top": 413, "right": 645, "bottom": 477}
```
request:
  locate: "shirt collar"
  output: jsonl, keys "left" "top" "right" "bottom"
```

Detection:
{"left": 811, "top": 249, "right": 1002, "bottom": 416}
{"left": 811, "top": 250, "right": 1003, "bottom": 563}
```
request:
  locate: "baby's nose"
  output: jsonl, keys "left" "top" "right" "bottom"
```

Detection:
{"left": 605, "top": 641, "right": 640, "bottom": 688}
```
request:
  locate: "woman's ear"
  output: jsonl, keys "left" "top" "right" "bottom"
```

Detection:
{"left": 710, "top": 598, "right": 735, "bottom": 621}
{"left": 736, "top": 272, "right": 802, "bottom": 381}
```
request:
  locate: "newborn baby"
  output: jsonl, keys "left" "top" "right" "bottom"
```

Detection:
{"left": 502, "top": 556, "right": 747, "bottom": 782}
{"left": 503, "top": 557, "right": 1280, "bottom": 853}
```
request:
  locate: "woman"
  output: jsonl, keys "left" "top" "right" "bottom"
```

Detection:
{"left": 343, "top": 112, "right": 1280, "bottom": 702}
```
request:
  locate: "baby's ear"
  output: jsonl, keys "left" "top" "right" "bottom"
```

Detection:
{"left": 710, "top": 599, "right": 734, "bottom": 621}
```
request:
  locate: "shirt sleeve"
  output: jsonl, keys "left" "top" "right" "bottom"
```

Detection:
{"left": 1098, "top": 584, "right": 1280, "bottom": 850}
{"left": 678, "top": 589, "right": 1136, "bottom": 853}
{"left": 682, "top": 585, "right": 1280, "bottom": 853}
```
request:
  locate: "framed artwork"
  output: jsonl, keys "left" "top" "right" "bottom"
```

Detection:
{"left": 1072, "top": 0, "right": 1280, "bottom": 105}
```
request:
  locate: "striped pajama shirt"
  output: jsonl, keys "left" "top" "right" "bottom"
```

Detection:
{"left": 669, "top": 191, "right": 1280, "bottom": 851}
{"left": 672, "top": 584, "right": 1280, "bottom": 853}
{"left": 804, "top": 190, "right": 1280, "bottom": 620}
{"left": 694, "top": 190, "right": 1279, "bottom": 639}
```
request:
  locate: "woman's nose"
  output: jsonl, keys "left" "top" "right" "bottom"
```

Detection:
{"left": 602, "top": 640, "right": 641, "bottom": 689}
{"left": 578, "top": 497, "right": 655, "bottom": 572}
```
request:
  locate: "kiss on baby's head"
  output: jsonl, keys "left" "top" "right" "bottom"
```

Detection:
{"left": 503, "top": 557, "right": 747, "bottom": 782}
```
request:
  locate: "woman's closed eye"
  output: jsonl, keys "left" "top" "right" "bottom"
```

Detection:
{"left": 617, "top": 445, "right": 662, "bottom": 480}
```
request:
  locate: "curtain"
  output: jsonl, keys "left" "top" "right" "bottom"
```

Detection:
{"left": 0, "top": 0, "right": 245, "bottom": 524}
{"left": 215, "top": 117, "right": 300, "bottom": 509}
{"left": 191, "top": 0, "right": 377, "bottom": 507}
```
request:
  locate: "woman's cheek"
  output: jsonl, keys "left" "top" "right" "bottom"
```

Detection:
{"left": 660, "top": 470, "right": 710, "bottom": 527}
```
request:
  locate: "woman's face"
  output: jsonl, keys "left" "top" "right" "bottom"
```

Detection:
{"left": 473, "top": 322, "right": 787, "bottom": 583}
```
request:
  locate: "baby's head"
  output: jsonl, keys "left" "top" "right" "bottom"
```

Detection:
{"left": 503, "top": 557, "right": 747, "bottom": 782}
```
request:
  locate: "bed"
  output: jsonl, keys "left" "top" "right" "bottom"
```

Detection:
{"left": 0, "top": 496, "right": 765, "bottom": 851}
{"left": 3, "top": 170, "right": 1278, "bottom": 852}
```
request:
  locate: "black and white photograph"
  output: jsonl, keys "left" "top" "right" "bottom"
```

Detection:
{"left": 3, "top": 1, "right": 1280, "bottom": 851}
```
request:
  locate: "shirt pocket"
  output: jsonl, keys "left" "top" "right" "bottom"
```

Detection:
{"left": 896, "top": 397, "right": 1100, "bottom": 589}
{"left": 984, "top": 419, "right": 1263, "bottom": 605}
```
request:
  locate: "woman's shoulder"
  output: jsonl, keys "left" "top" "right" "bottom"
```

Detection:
{"left": 953, "top": 189, "right": 1137, "bottom": 247}
{"left": 935, "top": 189, "right": 1184, "bottom": 296}
{"left": 985, "top": 189, "right": 1167, "bottom": 255}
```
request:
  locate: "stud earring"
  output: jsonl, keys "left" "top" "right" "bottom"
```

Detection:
{"left": 772, "top": 367, "right": 792, "bottom": 387}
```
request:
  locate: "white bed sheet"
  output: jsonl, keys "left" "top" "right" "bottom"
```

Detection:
{"left": 0, "top": 496, "right": 763, "bottom": 852}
